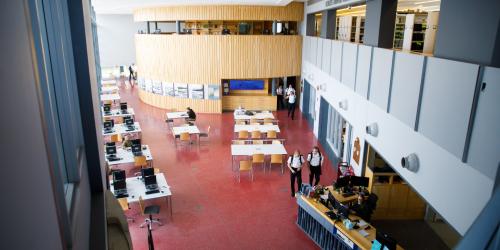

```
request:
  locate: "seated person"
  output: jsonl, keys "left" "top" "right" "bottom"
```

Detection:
{"left": 350, "top": 194, "right": 372, "bottom": 222}
{"left": 234, "top": 105, "right": 246, "bottom": 116}
{"left": 186, "top": 107, "right": 196, "bottom": 124}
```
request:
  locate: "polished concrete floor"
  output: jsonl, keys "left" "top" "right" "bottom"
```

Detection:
{"left": 116, "top": 82, "right": 337, "bottom": 249}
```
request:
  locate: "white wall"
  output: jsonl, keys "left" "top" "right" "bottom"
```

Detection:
{"left": 96, "top": 14, "right": 143, "bottom": 67}
{"left": 300, "top": 36, "right": 498, "bottom": 236}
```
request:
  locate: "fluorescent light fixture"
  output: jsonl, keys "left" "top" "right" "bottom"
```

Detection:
{"left": 414, "top": 0, "right": 440, "bottom": 5}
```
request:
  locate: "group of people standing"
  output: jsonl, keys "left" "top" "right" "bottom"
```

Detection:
{"left": 276, "top": 84, "right": 297, "bottom": 120}
{"left": 287, "top": 147, "right": 324, "bottom": 197}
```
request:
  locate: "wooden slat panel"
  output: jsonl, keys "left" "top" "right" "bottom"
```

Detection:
{"left": 134, "top": 2, "right": 304, "bottom": 22}
{"left": 138, "top": 89, "right": 222, "bottom": 113}
{"left": 135, "top": 34, "right": 302, "bottom": 84}
{"left": 222, "top": 95, "right": 277, "bottom": 111}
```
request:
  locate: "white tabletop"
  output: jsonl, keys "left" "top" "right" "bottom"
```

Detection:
{"left": 106, "top": 145, "right": 153, "bottom": 166}
{"left": 103, "top": 122, "right": 141, "bottom": 136}
{"left": 102, "top": 108, "right": 135, "bottom": 118}
{"left": 172, "top": 125, "right": 200, "bottom": 135}
{"left": 234, "top": 112, "right": 274, "bottom": 120}
{"left": 110, "top": 173, "right": 171, "bottom": 203}
{"left": 101, "top": 86, "right": 119, "bottom": 94}
{"left": 231, "top": 144, "right": 287, "bottom": 156}
{"left": 101, "top": 79, "right": 117, "bottom": 85}
{"left": 234, "top": 124, "right": 280, "bottom": 133}
{"left": 101, "top": 93, "right": 121, "bottom": 102}
{"left": 166, "top": 111, "right": 189, "bottom": 119}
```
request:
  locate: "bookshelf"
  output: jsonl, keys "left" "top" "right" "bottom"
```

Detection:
{"left": 336, "top": 16, "right": 365, "bottom": 43}
{"left": 393, "top": 14, "right": 406, "bottom": 49}
{"left": 184, "top": 21, "right": 280, "bottom": 35}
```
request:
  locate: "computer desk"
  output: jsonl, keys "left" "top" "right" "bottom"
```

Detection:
{"left": 102, "top": 108, "right": 135, "bottom": 119}
{"left": 102, "top": 122, "right": 142, "bottom": 138}
{"left": 110, "top": 173, "right": 173, "bottom": 220}
{"left": 328, "top": 186, "right": 358, "bottom": 204}
{"left": 105, "top": 145, "right": 153, "bottom": 167}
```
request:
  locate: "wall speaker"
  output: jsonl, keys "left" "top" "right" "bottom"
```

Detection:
{"left": 366, "top": 123, "right": 378, "bottom": 137}
{"left": 339, "top": 99, "right": 348, "bottom": 110}
{"left": 401, "top": 153, "right": 419, "bottom": 172}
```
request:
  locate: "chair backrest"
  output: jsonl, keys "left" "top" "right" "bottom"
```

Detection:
{"left": 238, "top": 130, "right": 249, "bottom": 139}
{"left": 253, "top": 140, "right": 263, "bottom": 145}
{"left": 233, "top": 140, "right": 245, "bottom": 145}
{"left": 104, "top": 100, "right": 113, "bottom": 105}
{"left": 264, "top": 122, "right": 274, "bottom": 125}
{"left": 251, "top": 130, "right": 261, "bottom": 139}
{"left": 239, "top": 160, "right": 252, "bottom": 171}
{"left": 252, "top": 153, "right": 265, "bottom": 163}
{"left": 117, "top": 197, "right": 129, "bottom": 211}
{"left": 180, "top": 132, "right": 190, "bottom": 141}
{"left": 110, "top": 134, "right": 122, "bottom": 143}
{"left": 267, "top": 130, "right": 277, "bottom": 139}
{"left": 134, "top": 155, "right": 147, "bottom": 167}
{"left": 250, "top": 122, "right": 261, "bottom": 125}
{"left": 236, "top": 121, "right": 246, "bottom": 125}
{"left": 250, "top": 119, "right": 260, "bottom": 124}
{"left": 154, "top": 168, "right": 161, "bottom": 174}
{"left": 272, "top": 140, "right": 282, "bottom": 144}
{"left": 263, "top": 118, "right": 273, "bottom": 124}
{"left": 270, "top": 154, "right": 282, "bottom": 164}
{"left": 138, "top": 196, "right": 147, "bottom": 215}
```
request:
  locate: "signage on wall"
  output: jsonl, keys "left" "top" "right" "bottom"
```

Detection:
{"left": 325, "top": 0, "right": 348, "bottom": 7}
{"left": 353, "top": 137, "right": 360, "bottom": 165}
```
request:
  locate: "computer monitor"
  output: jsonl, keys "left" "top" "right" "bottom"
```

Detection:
{"left": 112, "top": 170, "right": 126, "bottom": 182}
{"left": 125, "top": 117, "right": 134, "bottom": 126}
{"left": 337, "top": 203, "right": 350, "bottom": 219}
{"left": 106, "top": 142, "right": 116, "bottom": 147}
{"left": 103, "top": 120, "right": 113, "bottom": 129}
{"left": 131, "top": 139, "right": 141, "bottom": 146}
{"left": 351, "top": 176, "right": 369, "bottom": 187}
{"left": 335, "top": 176, "right": 350, "bottom": 189}
{"left": 113, "top": 180, "right": 126, "bottom": 191}
{"left": 103, "top": 104, "right": 111, "bottom": 112}
{"left": 120, "top": 102, "right": 127, "bottom": 111}
{"left": 141, "top": 167, "right": 155, "bottom": 179}
{"left": 144, "top": 175, "right": 157, "bottom": 187}
{"left": 376, "top": 232, "right": 397, "bottom": 250}
{"left": 106, "top": 145, "right": 117, "bottom": 155}
{"left": 131, "top": 143, "right": 141, "bottom": 153}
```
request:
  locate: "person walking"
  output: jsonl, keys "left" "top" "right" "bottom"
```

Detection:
{"left": 288, "top": 149, "right": 305, "bottom": 197}
{"left": 287, "top": 91, "right": 297, "bottom": 120}
{"left": 128, "top": 63, "right": 135, "bottom": 86}
{"left": 307, "top": 146, "right": 324, "bottom": 186}
{"left": 276, "top": 84, "right": 284, "bottom": 110}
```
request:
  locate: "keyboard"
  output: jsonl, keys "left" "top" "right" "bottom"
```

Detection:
{"left": 108, "top": 157, "right": 120, "bottom": 162}
{"left": 115, "top": 193, "right": 129, "bottom": 198}
{"left": 145, "top": 189, "right": 160, "bottom": 195}
{"left": 126, "top": 126, "right": 135, "bottom": 131}
{"left": 121, "top": 110, "right": 128, "bottom": 114}
{"left": 133, "top": 151, "right": 143, "bottom": 157}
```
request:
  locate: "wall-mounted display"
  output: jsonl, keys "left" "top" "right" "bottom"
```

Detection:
{"left": 145, "top": 79, "right": 152, "bottom": 92}
{"left": 175, "top": 83, "right": 188, "bottom": 98}
{"left": 152, "top": 80, "right": 162, "bottom": 95}
{"left": 162, "top": 82, "right": 175, "bottom": 96}
{"left": 207, "top": 85, "right": 220, "bottom": 100}
{"left": 189, "top": 84, "right": 204, "bottom": 99}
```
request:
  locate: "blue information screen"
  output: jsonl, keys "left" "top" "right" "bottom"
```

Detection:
{"left": 229, "top": 79, "right": 264, "bottom": 90}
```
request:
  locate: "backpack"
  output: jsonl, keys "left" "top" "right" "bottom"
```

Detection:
{"left": 288, "top": 155, "right": 303, "bottom": 166}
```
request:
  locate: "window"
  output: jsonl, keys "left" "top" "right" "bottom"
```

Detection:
{"left": 326, "top": 105, "right": 344, "bottom": 157}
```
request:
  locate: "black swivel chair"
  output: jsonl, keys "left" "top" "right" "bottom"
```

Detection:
{"left": 138, "top": 196, "right": 162, "bottom": 229}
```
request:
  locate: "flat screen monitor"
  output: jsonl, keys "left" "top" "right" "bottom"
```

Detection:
{"left": 335, "top": 176, "right": 350, "bottom": 189}
{"left": 106, "top": 142, "right": 116, "bottom": 147}
{"left": 112, "top": 170, "right": 126, "bottom": 182}
{"left": 338, "top": 203, "right": 350, "bottom": 218}
{"left": 350, "top": 176, "right": 369, "bottom": 187}
{"left": 113, "top": 180, "right": 126, "bottom": 190}
{"left": 131, "top": 143, "right": 141, "bottom": 153}
{"left": 131, "top": 139, "right": 141, "bottom": 146}
{"left": 376, "top": 232, "right": 397, "bottom": 250}
{"left": 120, "top": 102, "right": 127, "bottom": 111}
{"left": 103, "top": 120, "right": 114, "bottom": 129}
{"left": 144, "top": 175, "right": 157, "bottom": 186}
{"left": 125, "top": 117, "right": 134, "bottom": 126}
{"left": 106, "top": 145, "right": 117, "bottom": 155}
{"left": 103, "top": 104, "right": 111, "bottom": 112}
{"left": 141, "top": 167, "right": 155, "bottom": 179}
{"left": 229, "top": 79, "right": 264, "bottom": 90}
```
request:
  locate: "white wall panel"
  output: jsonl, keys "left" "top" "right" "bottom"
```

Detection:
{"left": 316, "top": 38, "right": 323, "bottom": 67}
{"left": 330, "top": 40, "right": 343, "bottom": 81}
{"left": 311, "top": 37, "right": 318, "bottom": 66}
{"left": 341, "top": 43, "right": 358, "bottom": 90}
{"left": 321, "top": 38, "right": 332, "bottom": 72}
{"left": 389, "top": 52, "right": 425, "bottom": 129}
{"left": 368, "top": 48, "right": 394, "bottom": 111}
{"left": 355, "top": 45, "right": 372, "bottom": 99}
{"left": 418, "top": 57, "right": 479, "bottom": 159}
{"left": 467, "top": 66, "right": 500, "bottom": 178}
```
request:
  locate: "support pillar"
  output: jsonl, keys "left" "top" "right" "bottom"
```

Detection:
{"left": 364, "top": 0, "right": 397, "bottom": 48}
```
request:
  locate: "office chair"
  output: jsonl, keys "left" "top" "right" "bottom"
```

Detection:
{"left": 138, "top": 196, "right": 162, "bottom": 229}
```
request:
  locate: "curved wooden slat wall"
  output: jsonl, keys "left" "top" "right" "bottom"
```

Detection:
{"left": 139, "top": 89, "right": 222, "bottom": 113}
{"left": 133, "top": 2, "right": 304, "bottom": 22}
{"left": 135, "top": 34, "right": 302, "bottom": 84}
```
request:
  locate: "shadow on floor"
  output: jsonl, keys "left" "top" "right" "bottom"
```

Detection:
{"left": 371, "top": 220, "right": 450, "bottom": 250}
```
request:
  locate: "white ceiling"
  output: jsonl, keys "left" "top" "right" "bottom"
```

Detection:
{"left": 92, "top": 0, "right": 298, "bottom": 14}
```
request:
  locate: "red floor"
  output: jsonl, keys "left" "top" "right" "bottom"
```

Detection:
{"left": 115, "top": 82, "right": 337, "bottom": 250}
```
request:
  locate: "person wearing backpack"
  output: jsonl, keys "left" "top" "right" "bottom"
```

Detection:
{"left": 307, "top": 146, "right": 324, "bottom": 186}
{"left": 287, "top": 149, "right": 305, "bottom": 197}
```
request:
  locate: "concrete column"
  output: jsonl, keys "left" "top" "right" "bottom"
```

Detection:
{"left": 364, "top": 0, "right": 397, "bottom": 48}
{"left": 271, "top": 78, "right": 277, "bottom": 95}
{"left": 306, "top": 13, "right": 315, "bottom": 36}
{"left": 320, "top": 9, "right": 336, "bottom": 39}
{"left": 434, "top": 0, "right": 500, "bottom": 67}
{"left": 176, "top": 21, "right": 181, "bottom": 34}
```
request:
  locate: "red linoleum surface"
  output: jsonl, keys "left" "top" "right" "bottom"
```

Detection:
{"left": 115, "top": 82, "right": 337, "bottom": 250}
